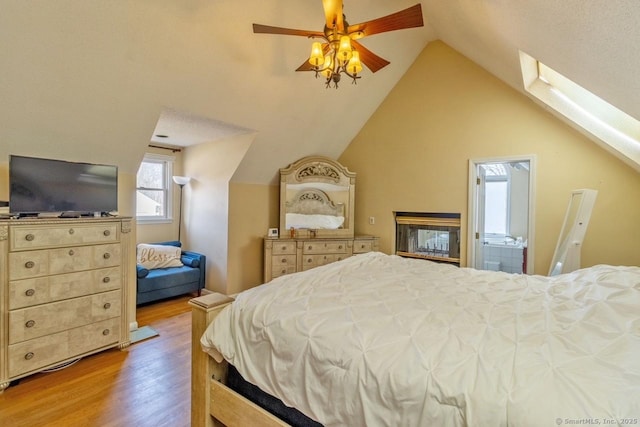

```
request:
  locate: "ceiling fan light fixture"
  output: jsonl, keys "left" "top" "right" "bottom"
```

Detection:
{"left": 337, "top": 35, "right": 353, "bottom": 63}
{"left": 253, "top": 2, "right": 424, "bottom": 89}
{"left": 321, "top": 54, "right": 334, "bottom": 78}
{"left": 347, "top": 50, "right": 363, "bottom": 75}
{"left": 309, "top": 42, "right": 325, "bottom": 67}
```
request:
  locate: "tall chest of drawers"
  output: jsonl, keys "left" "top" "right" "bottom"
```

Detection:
{"left": 0, "top": 217, "right": 132, "bottom": 391}
{"left": 264, "top": 235, "right": 379, "bottom": 282}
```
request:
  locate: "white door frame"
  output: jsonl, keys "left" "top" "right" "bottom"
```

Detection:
{"left": 467, "top": 155, "right": 537, "bottom": 273}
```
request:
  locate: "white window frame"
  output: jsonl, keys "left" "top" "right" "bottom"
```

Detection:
{"left": 136, "top": 153, "right": 174, "bottom": 224}
{"left": 519, "top": 50, "right": 640, "bottom": 171}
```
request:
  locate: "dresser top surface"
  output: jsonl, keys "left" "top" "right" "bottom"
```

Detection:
{"left": 1, "top": 216, "right": 130, "bottom": 226}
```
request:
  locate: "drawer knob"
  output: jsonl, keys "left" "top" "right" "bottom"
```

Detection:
{"left": 103, "top": 229, "right": 111, "bottom": 237}
{"left": 281, "top": 269, "right": 286, "bottom": 274}
{"left": 103, "top": 253, "right": 111, "bottom": 260}
{"left": 25, "top": 261, "right": 35, "bottom": 269}
{"left": 102, "top": 329, "right": 110, "bottom": 336}
{"left": 25, "top": 288, "right": 35, "bottom": 297}
{"left": 25, "top": 352, "right": 35, "bottom": 360}
{"left": 103, "top": 276, "right": 111, "bottom": 283}
{"left": 338, "top": 245, "right": 343, "bottom": 249}
{"left": 25, "top": 233, "right": 35, "bottom": 241}
{"left": 25, "top": 320, "right": 36, "bottom": 328}
{"left": 307, "top": 258, "right": 312, "bottom": 263}
{"left": 68, "top": 228, "right": 75, "bottom": 235}
{"left": 308, "top": 246, "right": 312, "bottom": 250}
{"left": 281, "top": 246, "right": 287, "bottom": 251}
{"left": 281, "top": 258, "right": 287, "bottom": 263}
{"left": 68, "top": 249, "right": 75, "bottom": 256}
{"left": 103, "top": 302, "right": 111, "bottom": 310}
{"left": 361, "top": 244, "right": 366, "bottom": 249}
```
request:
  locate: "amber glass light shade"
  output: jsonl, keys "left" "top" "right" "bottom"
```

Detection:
{"left": 321, "top": 54, "right": 334, "bottom": 78}
{"left": 309, "top": 42, "right": 324, "bottom": 67}
{"left": 346, "top": 50, "right": 363, "bottom": 74}
{"left": 337, "top": 35, "right": 353, "bottom": 63}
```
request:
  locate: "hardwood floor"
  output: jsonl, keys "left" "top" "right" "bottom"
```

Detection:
{"left": 0, "top": 294, "right": 196, "bottom": 427}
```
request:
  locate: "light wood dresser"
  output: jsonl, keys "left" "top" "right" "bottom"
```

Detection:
{"left": 264, "top": 235, "right": 379, "bottom": 282}
{"left": 0, "top": 217, "right": 132, "bottom": 391}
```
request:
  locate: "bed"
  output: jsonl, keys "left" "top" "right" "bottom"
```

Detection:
{"left": 190, "top": 252, "right": 640, "bottom": 426}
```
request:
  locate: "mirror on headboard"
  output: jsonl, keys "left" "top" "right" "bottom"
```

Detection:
{"left": 280, "top": 156, "right": 356, "bottom": 238}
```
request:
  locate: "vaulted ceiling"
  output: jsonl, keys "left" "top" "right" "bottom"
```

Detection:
{"left": 1, "top": 1, "right": 638, "bottom": 183}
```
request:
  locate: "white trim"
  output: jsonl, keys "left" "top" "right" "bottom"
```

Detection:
{"left": 136, "top": 153, "right": 175, "bottom": 221}
{"left": 519, "top": 51, "right": 640, "bottom": 173}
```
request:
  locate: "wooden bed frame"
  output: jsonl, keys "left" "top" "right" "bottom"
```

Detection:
{"left": 189, "top": 293, "right": 291, "bottom": 427}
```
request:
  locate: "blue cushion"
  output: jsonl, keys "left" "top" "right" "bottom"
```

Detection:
{"left": 137, "top": 266, "right": 201, "bottom": 293}
{"left": 136, "top": 265, "right": 149, "bottom": 278}
{"left": 181, "top": 255, "right": 200, "bottom": 268}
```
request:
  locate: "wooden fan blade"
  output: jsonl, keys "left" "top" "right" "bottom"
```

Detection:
{"left": 296, "top": 61, "right": 315, "bottom": 72}
{"left": 352, "top": 40, "right": 390, "bottom": 73}
{"left": 296, "top": 43, "right": 331, "bottom": 71}
{"left": 253, "top": 23, "right": 323, "bottom": 38}
{"left": 322, "top": 0, "right": 344, "bottom": 31}
{"left": 347, "top": 4, "right": 423, "bottom": 39}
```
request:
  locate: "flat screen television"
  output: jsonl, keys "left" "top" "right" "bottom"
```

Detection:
{"left": 9, "top": 155, "right": 118, "bottom": 216}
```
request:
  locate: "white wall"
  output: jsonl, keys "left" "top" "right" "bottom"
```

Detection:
{"left": 182, "top": 133, "right": 255, "bottom": 294}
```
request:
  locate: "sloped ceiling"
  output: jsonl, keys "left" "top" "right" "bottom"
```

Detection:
{"left": 1, "top": 1, "right": 638, "bottom": 182}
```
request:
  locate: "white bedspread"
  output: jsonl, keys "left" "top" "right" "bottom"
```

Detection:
{"left": 201, "top": 252, "right": 640, "bottom": 426}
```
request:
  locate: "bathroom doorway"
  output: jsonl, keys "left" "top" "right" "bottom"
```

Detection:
{"left": 467, "top": 156, "right": 536, "bottom": 274}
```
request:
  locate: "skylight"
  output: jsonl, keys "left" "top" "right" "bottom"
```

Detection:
{"left": 519, "top": 51, "right": 640, "bottom": 172}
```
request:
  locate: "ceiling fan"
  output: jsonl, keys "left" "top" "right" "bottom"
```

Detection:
{"left": 253, "top": 1, "right": 424, "bottom": 88}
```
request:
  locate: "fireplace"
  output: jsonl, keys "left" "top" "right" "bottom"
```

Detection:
{"left": 395, "top": 212, "right": 461, "bottom": 266}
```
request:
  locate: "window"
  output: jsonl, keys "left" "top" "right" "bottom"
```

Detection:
{"left": 136, "top": 154, "right": 174, "bottom": 222}
{"left": 519, "top": 50, "right": 640, "bottom": 170}
{"left": 484, "top": 165, "right": 509, "bottom": 236}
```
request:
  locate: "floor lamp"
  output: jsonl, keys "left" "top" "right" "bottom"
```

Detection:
{"left": 173, "top": 176, "right": 191, "bottom": 242}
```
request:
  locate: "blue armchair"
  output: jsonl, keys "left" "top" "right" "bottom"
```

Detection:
{"left": 136, "top": 241, "right": 206, "bottom": 305}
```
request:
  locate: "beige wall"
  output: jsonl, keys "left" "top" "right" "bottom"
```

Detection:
{"left": 339, "top": 41, "right": 640, "bottom": 274}
{"left": 0, "top": 163, "right": 7, "bottom": 205}
{"left": 227, "top": 182, "right": 279, "bottom": 294}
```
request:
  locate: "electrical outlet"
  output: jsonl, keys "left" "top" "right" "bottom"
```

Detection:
{"left": 369, "top": 216, "right": 375, "bottom": 225}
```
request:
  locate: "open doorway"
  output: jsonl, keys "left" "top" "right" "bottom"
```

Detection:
{"left": 468, "top": 156, "right": 536, "bottom": 274}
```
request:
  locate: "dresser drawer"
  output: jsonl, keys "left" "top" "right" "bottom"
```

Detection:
{"left": 50, "top": 243, "right": 121, "bottom": 273}
{"left": 8, "top": 243, "right": 121, "bottom": 280}
{"left": 8, "top": 317, "right": 120, "bottom": 378}
{"left": 353, "top": 239, "right": 374, "bottom": 253}
{"left": 9, "top": 267, "right": 121, "bottom": 310}
{"left": 11, "top": 223, "right": 118, "bottom": 251}
{"left": 303, "top": 241, "right": 349, "bottom": 254}
{"left": 9, "top": 290, "right": 121, "bottom": 344}
{"left": 271, "top": 241, "right": 296, "bottom": 255}
{"left": 8, "top": 250, "right": 50, "bottom": 280}
{"left": 89, "top": 243, "right": 121, "bottom": 269}
{"left": 302, "top": 253, "right": 349, "bottom": 270}
{"left": 271, "top": 255, "right": 297, "bottom": 278}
